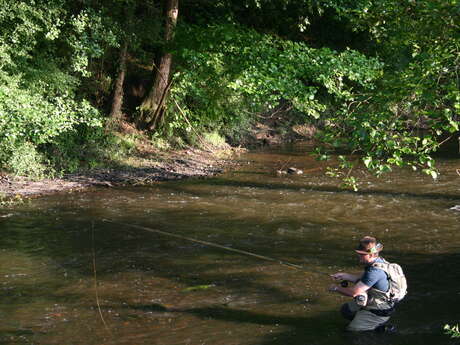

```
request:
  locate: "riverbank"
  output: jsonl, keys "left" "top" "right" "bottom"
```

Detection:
{"left": 0, "top": 145, "right": 242, "bottom": 201}
{"left": 0, "top": 112, "right": 308, "bottom": 201}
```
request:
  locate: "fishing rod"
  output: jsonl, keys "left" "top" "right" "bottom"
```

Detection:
{"left": 101, "top": 219, "right": 334, "bottom": 278}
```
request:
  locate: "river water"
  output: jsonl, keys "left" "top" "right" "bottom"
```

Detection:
{"left": 1, "top": 144, "right": 459, "bottom": 345}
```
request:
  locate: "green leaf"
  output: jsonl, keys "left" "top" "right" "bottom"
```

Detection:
{"left": 182, "top": 284, "right": 216, "bottom": 292}
{"left": 363, "top": 156, "right": 372, "bottom": 168}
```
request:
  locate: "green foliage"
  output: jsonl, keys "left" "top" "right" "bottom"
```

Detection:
{"left": 44, "top": 125, "right": 116, "bottom": 173}
{"left": 202, "top": 131, "right": 228, "bottom": 148}
{"left": 168, "top": 23, "right": 382, "bottom": 142}
{"left": 0, "top": 0, "right": 63, "bottom": 69}
{"left": 445, "top": 324, "right": 460, "bottom": 338}
{"left": 0, "top": 74, "right": 102, "bottom": 163}
{"left": 67, "top": 7, "right": 119, "bottom": 76}
{"left": 0, "top": 193, "right": 25, "bottom": 207}
{"left": 313, "top": 0, "right": 459, "bottom": 184}
{"left": 6, "top": 142, "right": 48, "bottom": 180}
{"left": 151, "top": 136, "right": 172, "bottom": 151}
{"left": 0, "top": 0, "right": 457, "bottom": 185}
{"left": 325, "top": 156, "right": 359, "bottom": 191}
{"left": 0, "top": 0, "right": 110, "bottom": 175}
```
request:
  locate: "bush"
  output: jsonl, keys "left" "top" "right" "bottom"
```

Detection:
{"left": 43, "top": 124, "right": 108, "bottom": 173}
{"left": 0, "top": 74, "right": 103, "bottom": 174}
{"left": 202, "top": 131, "right": 227, "bottom": 149}
{"left": 0, "top": 0, "right": 112, "bottom": 177}
{"left": 7, "top": 142, "right": 48, "bottom": 180}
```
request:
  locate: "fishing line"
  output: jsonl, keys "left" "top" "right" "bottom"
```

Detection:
{"left": 102, "top": 219, "right": 331, "bottom": 277}
{"left": 91, "top": 221, "right": 111, "bottom": 334}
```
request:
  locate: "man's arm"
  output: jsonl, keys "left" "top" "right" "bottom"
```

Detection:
{"left": 329, "top": 281, "right": 370, "bottom": 297}
{"left": 330, "top": 272, "right": 363, "bottom": 283}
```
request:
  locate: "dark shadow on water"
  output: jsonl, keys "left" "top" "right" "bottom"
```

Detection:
{"left": 157, "top": 177, "right": 460, "bottom": 201}
{"left": 123, "top": 302, "right": 456, "bottom": 345}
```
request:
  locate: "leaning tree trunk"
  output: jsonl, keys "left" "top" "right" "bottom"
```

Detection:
{"left": 108, "top": 39, "right": 128, "bottom": 124}
{"left": 138, "top": 0, "right": 179, "bottom": 131}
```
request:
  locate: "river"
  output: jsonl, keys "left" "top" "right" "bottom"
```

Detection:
{"left": 1, "top": 143, "right": 459, "bottom": 345}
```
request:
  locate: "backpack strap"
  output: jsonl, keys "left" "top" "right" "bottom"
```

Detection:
{"left": 371, "top": 259, "right": 391, "bottom": 291}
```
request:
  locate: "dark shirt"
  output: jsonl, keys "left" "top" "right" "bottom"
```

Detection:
{"left": 361, "top": 257, "right": 390, "bottom": 292}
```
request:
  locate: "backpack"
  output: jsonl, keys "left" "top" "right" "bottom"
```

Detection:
{"left": 373, "top": 261, "right": 407, "bottom": 304}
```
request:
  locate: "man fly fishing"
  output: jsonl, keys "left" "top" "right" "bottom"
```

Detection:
{"left": 328, "top": 236, "right": 407, "bottom": 332}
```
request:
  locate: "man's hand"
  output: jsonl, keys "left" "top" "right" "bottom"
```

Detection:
{"left": 328, "top": 278, "right": 370, "bottom": 297}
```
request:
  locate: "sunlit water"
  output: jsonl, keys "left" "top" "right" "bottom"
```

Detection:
{"left": 1, "top": 143, "right": 459, "bottom": 345}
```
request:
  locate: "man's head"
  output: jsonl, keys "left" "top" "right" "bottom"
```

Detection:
{"left": 355, "top": 236, "right": 383, "bottom": 265}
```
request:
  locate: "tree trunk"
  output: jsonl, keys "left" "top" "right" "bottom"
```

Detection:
{"left": 138, "top": 0, "right": 179, "bottom": 130}
{"left": 109, "top": 39, "right": 128, "bottom": 123}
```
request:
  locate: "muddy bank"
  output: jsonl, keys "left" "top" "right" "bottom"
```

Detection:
{"left": 0, "top": 147, "right": 241, "bottom": 200}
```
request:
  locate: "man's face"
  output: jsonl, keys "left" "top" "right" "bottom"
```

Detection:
{"left": 358, "top": 253, "right": 375, "bottom": 265}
